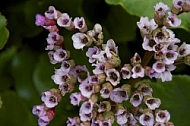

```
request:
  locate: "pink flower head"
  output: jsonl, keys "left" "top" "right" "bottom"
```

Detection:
{"left": 35, "top": 14, "right": 46, "bottom": 26}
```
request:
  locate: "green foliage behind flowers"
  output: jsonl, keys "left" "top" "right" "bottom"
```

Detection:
{"left": 0, "top": 0, "right": 190, "bottom": 126}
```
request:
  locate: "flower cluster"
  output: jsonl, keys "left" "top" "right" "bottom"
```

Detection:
{"left": 32, "top": 0, "right": 190, "bottom": 126}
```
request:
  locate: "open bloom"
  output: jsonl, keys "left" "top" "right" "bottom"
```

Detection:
{"left": 72, "top": 33, "right": 91, "bottom": 49}
{"left": 109, "top": 88, "right": 129, "bottom": 103}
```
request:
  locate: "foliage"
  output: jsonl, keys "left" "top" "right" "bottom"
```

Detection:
{"left": 0, "top": 0, "right": 190, "bottom": 126}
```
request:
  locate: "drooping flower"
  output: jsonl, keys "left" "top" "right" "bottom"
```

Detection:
{"left": 72, "top": 33, "right": 91, "bottom": 49}
{"left": 155, "top": 109, "right": 170, "bottom": 123}
{"left": 109, "top": 88, "right": 129, "bottom": 103}
{"left": 139, "top": 112, "right": 155, "bottom": 126}
{"left": 105, "top": 68, "right": 121, "bottom": 86}
{"left": 137, "top": 16, "right": 158, "bottom": 35}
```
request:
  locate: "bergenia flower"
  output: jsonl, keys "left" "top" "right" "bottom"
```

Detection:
{"left": 45, "top": 6, "right": 58, "bottom": 19}
{"left": 155, "top": 110, "right": 170, "bottom": 123}
{"left": 109, "top": 88, "right": 129, "bottom": 103}
{"left": 105, "top": 68, "right": 121, "bottom": 86}
{"left": 139, "top": 112, "right": 155, "bottom": 126}
{"left": 57, "top": 13, "right": 74, "bottom": 30}
{"left": 137, "top": 16, "right": 158, "bottom": 35}
{"left": 73, "top": 17, "right": 87, "bottom": 32}
{"left": 72, "top": 32, "right": 91, "bottom": 49}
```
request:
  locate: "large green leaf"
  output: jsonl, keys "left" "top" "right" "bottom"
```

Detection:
{"left": 105, "top": 0, "right": 190, "bottom": 31}
{"left": 11, "top": 45, "right": 41, "bottom": 107}
{"left": 102, "top": 5, "right": 139, "bottom": 43}
{"left": 138, "top": 75, "right": 190, "bottom": 126}
{"left": 0, "top": 14, "right": 9, "bottom": 50}
{"left": 33, "top": 52, "right": 56, "bottom": 94}
{"left": 0, "top": 46, "right": 17, "bottom": 90}
{"left": 0, "top": 90, "right": 36, "bottom": 126}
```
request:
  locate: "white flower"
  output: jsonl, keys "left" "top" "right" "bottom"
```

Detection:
{"left": 57, "top": 13, "right": 72, "bottom": 27}
{"left": 115, "top": 109, "right": 128, "bottom": 125}
{"left": 79, "top": 81, "right": 94, "bottom": 98}
{"left": 72, "top": 33, "right": 91, "bottom": 49}
{"left": 73, "top": 17, "right": 87, "bottom": 32}
{"left": 139, "top": 112, "right": 154, "bottom": 126}
{"left": 105, "top": 68, "right": 121, "bottom": 86}
{"left": 137, "top": 17, "right": 158, "bottom": 35}
{"left": 152, "top": 61, "right": 165, "bottom": 73}
{"left": 45, "top": 6, "right": 58, "bottom": 19}
{"left": 109, "top": 88, "right": 129, "bottom": 103}
{"left": 144, "top": 96, "right": 161, "bottom": 110}
{"left": 142, "top": 37, "right": 157, "bottom": 51}
{"left": 154, "top": 2, "right": 170, "bottom": 16}
{"left": 177, "top": 42, "right": 190, "bottom": 57}
{"left": 155, "top": 110, "right": 170, "bottom": 123}
{"left": 164, "top": 12, "right": 181, "bottom": 27}
{"left": 79, "top": 101, "right": 94, "bottom": 114}
{"left": 131, "top": 64, "right": 145, "bottom": 78}
{"left": 130, "top": 92, "right": 143, "bottom": 107}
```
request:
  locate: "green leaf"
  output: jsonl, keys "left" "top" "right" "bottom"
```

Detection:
{"left": 0, "top": 46, "right": 17, "bottom": 90}
{"left": 0, "top": 90, "right": 36, "bottom": 126}
{"left": 140, "top": 75, "right": 190, "bottom": 126}
{"left": 0, "top": 96, "right": 2, "bottom": 109}
{"left": 11, "top": 45, "right": 41, "bottom": 107}
{"left": 105, "top": 0, "right": 190, "bottom": 31}
{"left": 0, "top": 13, "right": 9, "bottom": 50}
{"left": 33, "top": 52, "right": 56, "bottom": 94}
{"left": 102, "top": 5, "right": 139, "bottom": 42}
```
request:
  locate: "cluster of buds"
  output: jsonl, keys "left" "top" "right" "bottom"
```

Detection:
{"left": 32, "top": 0, "right": 190, "bottom": 126}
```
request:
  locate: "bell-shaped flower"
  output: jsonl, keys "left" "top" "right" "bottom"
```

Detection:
{"left": 72, "top": 33, "right": 91, "bottom": 49}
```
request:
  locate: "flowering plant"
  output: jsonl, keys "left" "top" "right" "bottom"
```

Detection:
{"left": 31, "top": 0, "right": 190, "bottom": 126}
{"left": 1, "top": 0, "right": 190, "bottom": 126}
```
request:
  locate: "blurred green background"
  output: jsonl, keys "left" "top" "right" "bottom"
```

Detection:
{"left": 0, "top": 0, "right": 190, "bottom": 125}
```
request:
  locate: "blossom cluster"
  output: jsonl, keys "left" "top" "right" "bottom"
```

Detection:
{"left": 32, "top": 0, "right": 190, "bottom": 126}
